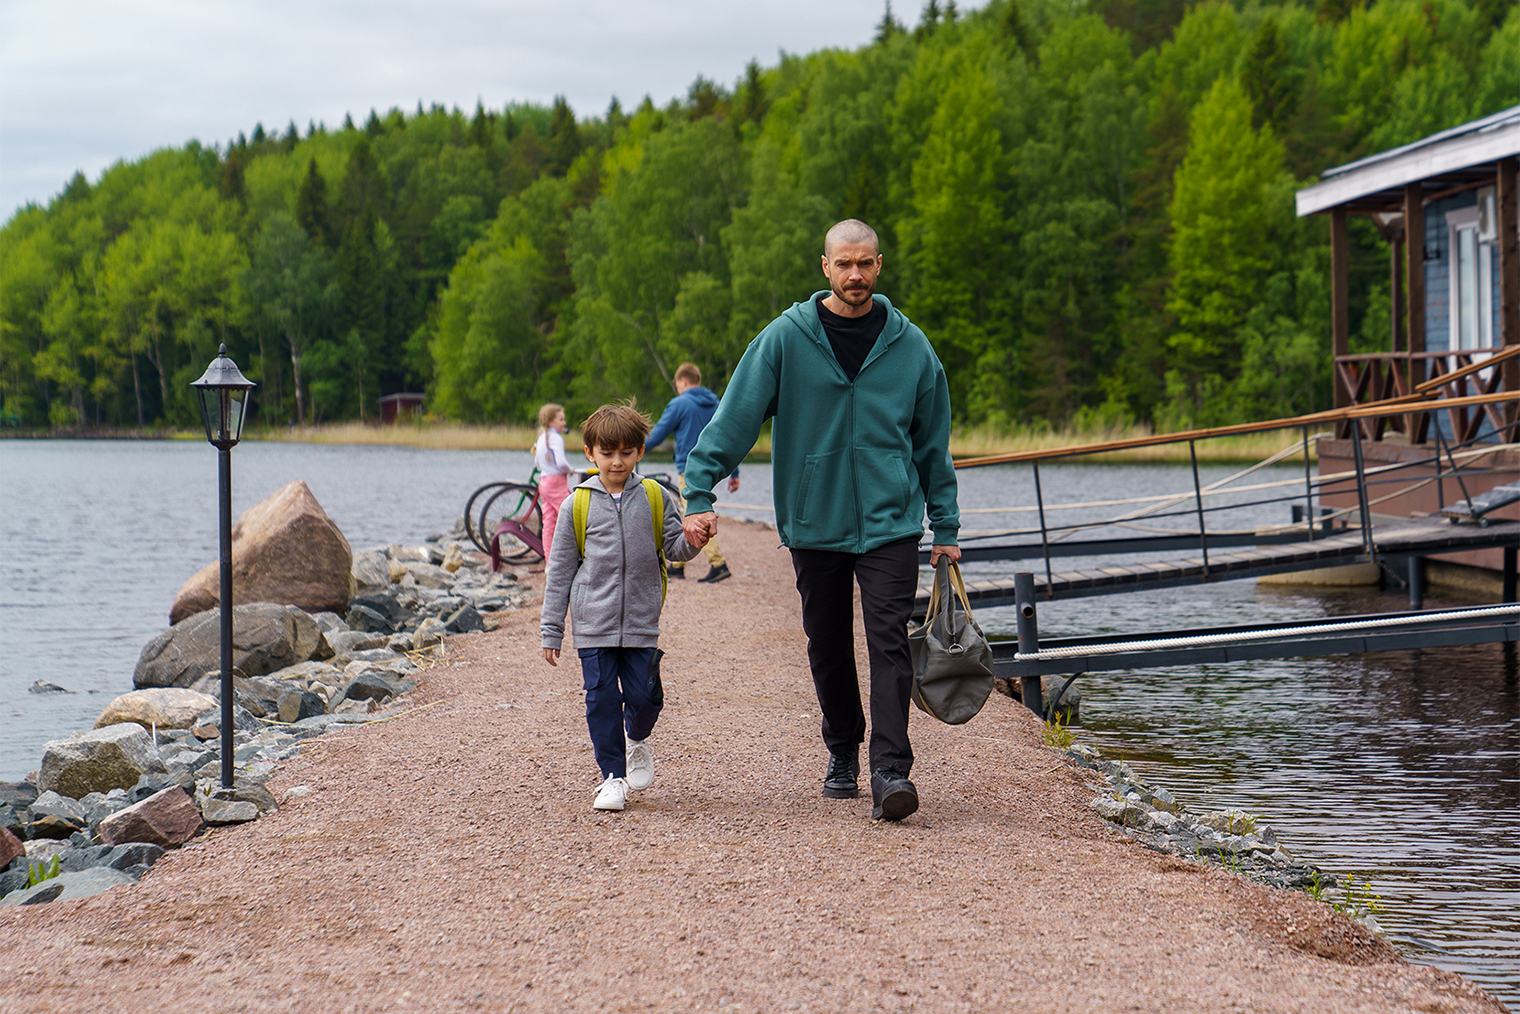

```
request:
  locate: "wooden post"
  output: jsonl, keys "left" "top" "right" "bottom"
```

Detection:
{"left": 1391, "top": 235, "right": 1405, "bottom": 354}
{"left": 1331, "top": 207, "right": 1350, "bottom": 411}
{"left": 1498, "top": 157, "right": 1520, "bottom": 427}
{"left": 1405, "top": 183, "right": 1426, "bottom": 368}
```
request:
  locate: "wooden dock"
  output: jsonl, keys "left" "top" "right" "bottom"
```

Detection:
{"left": 917, "top": 517, "right": 1520, "bottom": 611}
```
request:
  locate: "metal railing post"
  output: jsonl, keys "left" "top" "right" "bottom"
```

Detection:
{"left": 1302, "top": 425, "right": 1315, "bottom": 541}
{"left": 1349, "top": 415, "right": 1376, "bottom": 560}
{"left": 1014, "top": 572, "right": 1044, "bottom": 718}
{"left": 1032, "top": 461, "right": 1054, "bottom": 592}
{"left": 1189, "top": 440, "right": 1210, "bottom": 577}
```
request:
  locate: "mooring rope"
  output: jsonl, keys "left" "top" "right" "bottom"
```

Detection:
{"left": 1012, "top": 604, "right": 1520, "bottom": 660}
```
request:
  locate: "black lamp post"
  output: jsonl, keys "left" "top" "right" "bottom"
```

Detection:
{"left": 190, "top": 344, "right": 256, "bottom": 789}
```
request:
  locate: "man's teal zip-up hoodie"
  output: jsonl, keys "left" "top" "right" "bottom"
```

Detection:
{"left": 682, "top": 292, "right": 959, "bottom": 553}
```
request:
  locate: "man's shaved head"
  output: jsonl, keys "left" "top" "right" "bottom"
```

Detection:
{"left": 823, "top": 219, "right": 880, "bottom": 257}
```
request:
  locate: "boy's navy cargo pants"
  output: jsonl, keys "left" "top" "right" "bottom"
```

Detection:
{"left": 578, "top": 646, "right": 664, "bottom": 779}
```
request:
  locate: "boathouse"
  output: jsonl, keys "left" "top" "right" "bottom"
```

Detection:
{"left": 1295, "top": 106, "right": 1520, "bottom": 586}
{"left": 379, "top": 392, "right": 425, "bottom": 424}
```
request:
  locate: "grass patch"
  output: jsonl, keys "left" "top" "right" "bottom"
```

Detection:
{"left": 232, "top": 419, "right": 1320, "bottom": 466}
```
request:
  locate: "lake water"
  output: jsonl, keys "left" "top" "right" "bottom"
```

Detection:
{"left": 1, "top": 440, "right": 1515, "bottom": 1007}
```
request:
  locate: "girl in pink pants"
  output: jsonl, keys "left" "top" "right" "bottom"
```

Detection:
{"left": 533, "top": 403, "right": 573, "bottom": 561}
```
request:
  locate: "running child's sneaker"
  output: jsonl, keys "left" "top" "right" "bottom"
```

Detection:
{"left": 593, "top": 776, "right": 628, "bottom": 810}
{"left": 625, "top": 737, "right": 655, "bottom": 790}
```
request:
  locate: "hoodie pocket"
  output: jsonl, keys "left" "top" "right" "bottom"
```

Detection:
{"left": 791, "top": 447, "right": 851, "bottom": 543}
{"left": 857, "top": 451, "right": 913, "bottom": 533}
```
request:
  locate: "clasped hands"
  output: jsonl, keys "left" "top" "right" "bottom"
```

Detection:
{"left": 683, "top": 510, "right": 717, "bottom": 549}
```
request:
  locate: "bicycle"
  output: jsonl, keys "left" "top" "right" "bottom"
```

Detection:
{"left": 462, "top": 470, "right": 685, "bottom": 572}
{"left": 464, "top": 467, "right": 545, "bottom": 569}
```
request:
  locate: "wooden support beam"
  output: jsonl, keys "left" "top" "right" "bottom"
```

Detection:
{"left": 1391, "top": 236, "right": 1405, "bottom": 354}
{"left": 1498, "top": 157, "right": 1520, "bottom": 426}
{"left": 1405, "top": 183, "right": 1426, "bottom": 393}
{"left": 1331, "top": 207, "right": 1350, "bottom": 412}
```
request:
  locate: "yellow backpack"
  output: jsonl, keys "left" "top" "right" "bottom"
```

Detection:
{"left": 571, "top": 477, "right": 668, "bottom": 603}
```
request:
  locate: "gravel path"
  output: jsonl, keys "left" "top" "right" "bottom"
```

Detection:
{"left": 0, "top": 519, "right": 1505, "bottom": 1013}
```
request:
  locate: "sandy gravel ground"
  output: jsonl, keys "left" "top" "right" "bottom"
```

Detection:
{"left": 0, "top": 519, "right": 1506, "bottom": 1014}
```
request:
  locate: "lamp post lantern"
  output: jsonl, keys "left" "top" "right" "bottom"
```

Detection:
{"left": 190, "top": 343, "right": 256, "bottom": 789}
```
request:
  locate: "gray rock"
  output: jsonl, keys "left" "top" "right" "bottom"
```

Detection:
{"left": 445, "top": 604, "right": 485, "bottom": 634}
{"left": 57, "top": 845, "right": 114, "bottom": 872}
{"left": 340, "top": 670, "right": 417, "bottom": 705}
{"left": 347, "top": 647, "right": 403, "bottom": 664}
{"left": 398, "top": 561, "right": 453, "bottom": 589}
{"left": 327, "top": 630, "right": 388, "bottom": 655}
{"left": 0, "top": 868, "right": 29, "bottom": 898}
{"left": 387, "top": 544, "right": 432, "bottom": 563}
{"left": 1, "top": 881, "right": 66, "bottom": 905}
{"left": 411, "top": 617, "right": 447, "bottom": 649}
{"left": 39, "top": 724, "right": 167, "bottom": 799}
{"left": 265, "top": 660, "right": 342, "bottom": 685}
{"left": 134, "top": 603, "right": 331, "bottom": 690}
{"left": 30, "top": 791, "right": 87, "bottom": 827}
{"left": 344, "top": 603, "right": 392, "bottom": 634}
{"left": 105, "top": 842, "right": 165, "bottom": 873}
{"left": 278, "top": 690, "right": 325, "bottom": 723}
{"left": 0, "top": 867, "right": 137, "bottom": 906}
{"left": 309, "top": 611, "right": 350, "bottom": 634}
{"left": 28, "top": 681, "right": 73, "bottom": 694}
{"left": 200, "top": 794, "right": 259, "bottom": 825}
{"left": 352, "top": 549, "right": 392, "bottom": 594}
{"left": 83, "top": 791, "right": 132, "bottom": 833}
{"left": 0, "top": 781, "right": 38, "bottom": 808}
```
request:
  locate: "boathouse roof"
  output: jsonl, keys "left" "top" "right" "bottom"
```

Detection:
{"left": 1295, "top": 104, "right": 1520, "bottom": 216}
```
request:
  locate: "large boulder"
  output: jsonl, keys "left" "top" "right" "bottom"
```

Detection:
{"left": 134, "top": 602, "right": 330, "bottom": 690}
{"left": 169, "top": 480, "right": 354, "bottom": 624}
{"left": 0, "top": 828, "right": 24, "bottom": 868}
{"left": 97, "top": 786, "right": 203, "bottom": 848}
{"left": 38, "top": 724, "right": 166, "bottom": 799}
{"left": 94, "top": 688, "right": 219, "bottom": 731}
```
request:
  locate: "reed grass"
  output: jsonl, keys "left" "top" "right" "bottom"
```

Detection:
{"left": 245, "top": 419, "right": 1319, "bottom": 464}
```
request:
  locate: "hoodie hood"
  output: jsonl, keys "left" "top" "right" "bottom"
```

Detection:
{"left": 683, "top": 386, "right": 719, "bottom": 409}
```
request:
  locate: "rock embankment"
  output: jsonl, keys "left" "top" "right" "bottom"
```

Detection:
{"left": 1, "top": 516, "right": 526, "bottom": 909}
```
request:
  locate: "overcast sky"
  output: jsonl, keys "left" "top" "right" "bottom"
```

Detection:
{"left": 1, "top": 0, "right": 953, "bottom": 222}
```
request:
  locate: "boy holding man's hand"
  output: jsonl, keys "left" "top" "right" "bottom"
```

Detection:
{"left": 540, "top": 404, "right": 704, "bottom": 811}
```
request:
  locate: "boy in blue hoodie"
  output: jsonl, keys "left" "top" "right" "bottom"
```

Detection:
{"left": 646, "top": 362, "right": 740, "bottom": 583}
{"left": 541, "top": 404, "right": 704, "bottom": 811}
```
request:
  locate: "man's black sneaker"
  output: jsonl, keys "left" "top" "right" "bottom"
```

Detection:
{"left": 697, "top": 563, "right": 731, "bottom": 584}
{"left": 870, "top": 769, "right": 919, "bottom": 821}
{"left": 822, "top": 750, "right": 860, "bottom": 799}
{"left": 668, "top": 566, "right": 685, "bottom": 579}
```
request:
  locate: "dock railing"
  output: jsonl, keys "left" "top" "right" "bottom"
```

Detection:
{"left": 948, "top": 386, "right": 1520, "bottom": 595}
{"left": 1333, "top": 343, "right": 1520, "bottom": 444}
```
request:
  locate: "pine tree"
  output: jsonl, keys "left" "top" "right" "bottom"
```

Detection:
{"left": 875, "top": 1, "right": 904, "bottom": 44}
{"left": 546, "top": 97, "right": 581, "bottom": 176}
{"left": 295, "top": 158, "right": 336, "bottom": 248}
{"left": 606, "top": 97, "right": 628, "bottom": 134}
{"left": 252, "top": 122, "right": 267, "bottom": 145}
{"left": 365, "top": 109, "right": 385, "bottom": 138}
{"left": 470, "top": 100, "right": 491, "bottom": 147}
{"left": 736, "top": 61, "right": 768, "bottom": 124}
{"left": 1243, "top": 18, "right": 1294, "bottom": 134}
{"left": 342, "top": 112, "right": 356, "bottom": 132}
{"left": 1001, "top": 0, "right": 1036, "bottom": 59}
{"left": 915, "top": 0, "right": 942, "bottom": 40}
{"left": 339, "top": 137, "right": 387, "bottom": 230}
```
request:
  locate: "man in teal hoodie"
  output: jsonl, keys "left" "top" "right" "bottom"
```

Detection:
{"left": 680, "top": 219, "right": 960, "bottom": 822}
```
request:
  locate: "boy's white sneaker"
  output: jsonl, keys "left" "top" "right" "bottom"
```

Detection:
{"left": 593, "top": 776, "right": 628, "bottom": 811}
{"left": 625, "top": 737, "right": 654, "bottom": 791}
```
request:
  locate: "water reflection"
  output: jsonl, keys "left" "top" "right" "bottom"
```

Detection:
{"left": 977, "top": 580, "right": 1518, "bottom": 1009}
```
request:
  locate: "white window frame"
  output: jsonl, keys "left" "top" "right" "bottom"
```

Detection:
{"left": 1446, "top": 205, "right": 1494, "bottom": 352}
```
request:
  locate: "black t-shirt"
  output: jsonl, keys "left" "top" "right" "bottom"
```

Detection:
{"left": 816, "top": 296, "right": 887, "bottom": 382}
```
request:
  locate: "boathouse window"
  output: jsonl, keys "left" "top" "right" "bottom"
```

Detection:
{"left": 1446, "top": 189, "right": 1498, "bottom": 351}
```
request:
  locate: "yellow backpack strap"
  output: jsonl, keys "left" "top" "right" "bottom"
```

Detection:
{"left": 572, "top": 487, "right": 590, "bottom": 560}
{"left": 643, "top": 478, "right": 667, "bottom": 604}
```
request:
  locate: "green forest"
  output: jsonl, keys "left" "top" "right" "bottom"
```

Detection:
{"left": 2, "top": 0, "right": 1516, "bottom": 434}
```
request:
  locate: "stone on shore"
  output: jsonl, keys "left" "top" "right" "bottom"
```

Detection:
{"left": 0, "top": 827, "right": 24, "bottom": 868}
{"left": 0, "top": 867, "right": 137, "bottom": 907}
{"left": 351, "top": 549, "right": 391, "bottom": 595}
{"left": 39, "top": 724, "right": 166, "bottom": 799}
{"left": 169, "top": 480, "right": 355, "bottom": 624}
{"left": 134, "top": 602, "right": 331, "bottom": 689}
{"left": 97, "top": 786, "right": 203, "bottom": 848}
{"left": 94, "top": 688, "right": 219, "bottom": 731}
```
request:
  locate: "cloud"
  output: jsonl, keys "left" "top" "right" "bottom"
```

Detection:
{"left": 0, "top": 0, "right": 901, "bottom": 218}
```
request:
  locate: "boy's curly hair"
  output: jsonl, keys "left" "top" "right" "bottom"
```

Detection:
{"left": 581, "top": 402, "right": 651, "bottom": 451}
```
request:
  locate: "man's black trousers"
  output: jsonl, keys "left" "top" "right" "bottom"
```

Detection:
{"left": 790, "top": 537, "right": 919, "bottom": 777}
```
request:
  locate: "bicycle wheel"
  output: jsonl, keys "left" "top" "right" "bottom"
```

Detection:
{"left": 479, "top": 482, "right": 544, "bottom": 564}
{"left": 463, "top": 481, "right": 517, "bottom": 553}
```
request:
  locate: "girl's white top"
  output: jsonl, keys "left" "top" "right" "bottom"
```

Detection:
{"left": 533, "top": 428, "right": 572, "bottom": 475}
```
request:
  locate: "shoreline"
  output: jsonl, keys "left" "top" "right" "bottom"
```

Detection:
{"left": 1, "top": 422, "right": 1320, "bottom": 466}
{"left": 0, "top": 519, "right": 1504, "bottom": 1013}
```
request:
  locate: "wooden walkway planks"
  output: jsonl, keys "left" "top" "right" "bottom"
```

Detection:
{"left": 917, "top": 518, "right": 1519, "bottom": 611}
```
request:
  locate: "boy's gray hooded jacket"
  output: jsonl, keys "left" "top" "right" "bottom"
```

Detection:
{"left": 540, "top": 473, "right": 701, "bottom": 651}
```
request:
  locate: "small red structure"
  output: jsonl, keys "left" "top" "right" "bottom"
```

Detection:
{"left": 379, "top": 393, "right": 425, "bottom": 424}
